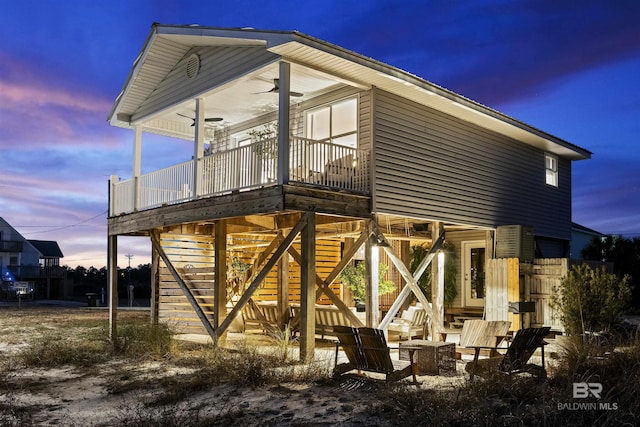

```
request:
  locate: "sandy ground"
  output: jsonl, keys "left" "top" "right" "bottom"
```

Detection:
{"left": 0, "top": 302, "right": 474, "bottom": 426}
{"left": 0, "top": 302, "right": 598, "bottom": 426}
{"left": 3, "top": 358, "right": 471, "bottom": 426}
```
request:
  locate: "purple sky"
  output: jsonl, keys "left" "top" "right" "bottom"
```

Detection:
{"left": 1, "top": 0, "right": 638, "bottom": 268}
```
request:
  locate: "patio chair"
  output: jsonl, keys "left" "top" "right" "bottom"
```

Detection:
{"left": 466, "top": 326, "right": 551, "bottom": 379}
{"left": 388, "top": 307, "right": 428, "bottom": 340}
{"left": 333, "top": 326, "right": 417, "bottom": 382}
{"left": 455, "top": 319, "right": 511, "bottom": 358}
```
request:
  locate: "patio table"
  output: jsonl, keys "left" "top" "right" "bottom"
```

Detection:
{"left": 399, "top": 340, "right": 456, "bottom": 375}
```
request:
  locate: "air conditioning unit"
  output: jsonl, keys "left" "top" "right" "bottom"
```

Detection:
{"left": 495, "top": 225, "right": 535, "bottom": 262}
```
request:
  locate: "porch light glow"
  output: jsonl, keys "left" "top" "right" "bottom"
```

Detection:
{"left": 436, "top": 251, "right": 445, "bottom": 321}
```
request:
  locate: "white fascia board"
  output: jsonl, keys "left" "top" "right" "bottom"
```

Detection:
{"left": 154, "top": 24, "right": 294, "bottom": 48}
{"left": 107, "top": 26, "right": 159, "bottom": 126}
{"left": 275, "top": 33, "right": 591, "bottom": 161}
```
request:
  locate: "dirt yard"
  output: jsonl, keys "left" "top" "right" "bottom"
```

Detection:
{"left": 0, "top": 304, "right": 468, "bottom": 426}
{"left": 1, "top": 303, "right": 638, "bottom": 426}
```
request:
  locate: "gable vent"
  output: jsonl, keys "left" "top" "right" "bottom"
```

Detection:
{"left": 186, "top": 54, "right": 200, "bottom": 79}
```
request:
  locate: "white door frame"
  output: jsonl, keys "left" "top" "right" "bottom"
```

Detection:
{"left": 462, "top": 240, "right": 486, "bottom": 308}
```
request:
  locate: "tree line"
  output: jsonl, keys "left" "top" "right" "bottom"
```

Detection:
{"left": 581, "top": 235, "right": 640, "bottom": 309}
{"left": 61, "top": 235, "right": 640, "bottom": 309}
{"left": 65, "top": 264, "right": 152, "bottom": 299}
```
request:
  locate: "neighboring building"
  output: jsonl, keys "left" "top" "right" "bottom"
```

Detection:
{"left": 106, "top": 25, "right": 591, "bottom": 354}
{"left": 0, "top": 217, "right": 66, "bottom": 299}
{"left": 571, "top": 222, "right": 605, "bottom": 259}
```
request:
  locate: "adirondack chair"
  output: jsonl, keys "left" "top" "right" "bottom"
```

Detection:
{"left": 466, "top": 326, "right": 551, "bottom": 379}
{"left": 388, "top": 307, "right": 428, "bottom": 340}
{"left": 333, "top": 326, "right": 418, "bottom": 382}
{"left": 455, "top": 319, "right": 511, "bottom": 358}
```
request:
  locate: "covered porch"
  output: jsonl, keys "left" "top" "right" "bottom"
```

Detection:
{"left": 110, "top": 136, "right": 370, "bottom": 216}
{"left": 108, "top": 204, "right": 501, "bottom": 362}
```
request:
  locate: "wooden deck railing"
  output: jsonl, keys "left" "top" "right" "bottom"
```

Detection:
{"left": 110, "top": 137, "right": 370, "bottom": 216}
{"left": 8, "top": 265, "right": 66, "bottom": 279}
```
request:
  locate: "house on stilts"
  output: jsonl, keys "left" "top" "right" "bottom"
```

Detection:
{"left": 107, "top": 24, "right": 591, "bottom": 360}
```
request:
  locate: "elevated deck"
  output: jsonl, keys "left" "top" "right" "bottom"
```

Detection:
{"left": 109, "top": 137, "right": 370, "bottom": 218}
{"left": 108, "top": 184, "right": 371, "bottom": 236}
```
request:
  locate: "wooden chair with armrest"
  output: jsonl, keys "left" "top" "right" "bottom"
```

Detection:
{"left": 466, "top": 326, "right": 551, "bottom": 379}
{"left": 333, "top": 326, "right": 418, "bottom": 382}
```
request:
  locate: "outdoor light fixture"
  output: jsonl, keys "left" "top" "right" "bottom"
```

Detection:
{"left": 412, "top": 223, "right": 430, "bottom": 232}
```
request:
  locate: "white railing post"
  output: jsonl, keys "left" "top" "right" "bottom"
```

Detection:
{"left": 109, "top": 175, "right": 118, "bottom": 216}
{"left": 193, "top": 97, "right": 205, "bottom": 198}
{"left": 132, "top": 124, "right": 142, "bottom": 211}
{"left": 277, "top": 61, "right": 290, "bottom": 185}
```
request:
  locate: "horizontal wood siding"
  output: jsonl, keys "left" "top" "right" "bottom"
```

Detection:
{"left": 228, "top": 234, "right": 279, "bottom": 302}
{"left": 372, "top": 89, "right": 572, "bottom": 240}
{"left": 358, "top": 90, "right": 372, "bottom": 151}
{"left": 157, "top": 231, "right": 343, "bottom": 334}
{"left": 135, "top": 46, "right": 278, "bottom": 120}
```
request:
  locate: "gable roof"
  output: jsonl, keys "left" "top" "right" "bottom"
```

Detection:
{"left": 109, "top": 23, "right": 591, "bottom": 161}
{"left": 571, "top": 222, "right": 605, "bottom": 237}
{"left": 27, "top": 240, "right": 64, "bottom": 258}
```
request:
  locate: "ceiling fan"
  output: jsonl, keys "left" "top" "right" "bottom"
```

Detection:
{"left": 255, "top": 78, "right": 304, "bottom": 97}
{"left": 177, "top": 113, "right": 223, "bottom": 127}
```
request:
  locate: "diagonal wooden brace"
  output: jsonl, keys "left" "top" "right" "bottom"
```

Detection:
{"left": 372, "top": 224, "right": 446, "bottom": 333}
{"left": 217, "top": 215, "right": 308, "bottom": 337}
{"left": 288, "top": 246, "right": 364, "bottom": 328}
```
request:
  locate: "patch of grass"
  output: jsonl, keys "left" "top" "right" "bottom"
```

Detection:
{"left": 117, "top": 336, "right": 333, "bottom": 408}
{"left": 112, "top": 321, "right": 174, "bottom": 360}
{"left": 19, "top": 330, "right": 111, "bottom": 368}
{"left": 266, "top": 325, "right": 297, "bottom": 364}
{"left": 15, "top": 310, "right": 174, "bottom": 368}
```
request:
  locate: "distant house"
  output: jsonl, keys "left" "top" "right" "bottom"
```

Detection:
{"left": 0, "top": 217, "right": 66, "bottom": 299}
{"left": 106, "top": 25, "right": 591, "bottom": 354}
{"left": 571, "top": 222, "right": 605, "bottom": 259}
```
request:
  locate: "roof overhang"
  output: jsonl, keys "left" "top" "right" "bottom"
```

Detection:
{"left": 108, "top": 24, "right": 591, "bottom": 161}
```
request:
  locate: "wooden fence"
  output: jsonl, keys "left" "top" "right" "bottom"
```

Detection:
{"left": 526, "top": 258, "right": 568, "bottom": 331}
{"left": 485, "top": 258, "right": 568, "bottom": 332}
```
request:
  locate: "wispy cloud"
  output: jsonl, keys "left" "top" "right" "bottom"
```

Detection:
{"left": 1, "top": 0, "right": 638, "bottom": 267}
{"left": 0, "top": 54, "right": 115, "bottom": 148}
{"left": 328, "top": 0, "right": 640, "bottom": 106}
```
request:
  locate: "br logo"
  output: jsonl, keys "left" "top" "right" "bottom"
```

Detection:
{"left": 573, "top": 383, "right": 602, "bottom": 399}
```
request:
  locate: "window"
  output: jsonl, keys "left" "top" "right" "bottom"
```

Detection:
{"left": 306, "top": 97, "right": 358, "bottom": 147}
{"left": 545, "top": 153, "right": 558, "bottom": 187}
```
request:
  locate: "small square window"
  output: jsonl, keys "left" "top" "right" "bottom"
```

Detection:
{"left": 545, "top": 154, "right": 558, "bottom": 187}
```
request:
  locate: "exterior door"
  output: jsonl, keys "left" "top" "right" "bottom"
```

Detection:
{"left": 462, "top": 241, "right": 486, "bottom": 308}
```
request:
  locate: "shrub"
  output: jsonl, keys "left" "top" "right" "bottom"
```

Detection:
{"left": 113, "top": 321, "right": 174, "bottom": 360}
{"left": 552, "top": 264, "right": 632, "bottom": 335}
{"left": 340, "top": 262, "right": 396, "bottom": 302}
{"left": 410, "top": 242, "right": 458, "bottom": 306}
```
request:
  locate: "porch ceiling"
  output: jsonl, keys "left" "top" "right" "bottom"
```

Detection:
{"left": 138, "top": 61, "right": 348, "bottom": 142}
{"left": 116, "top": 52, "right": 350, "bottom": 143}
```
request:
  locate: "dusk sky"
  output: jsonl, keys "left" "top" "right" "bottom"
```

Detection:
{"left": 1, "top": 0, "right": 638, "bottom": 269}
